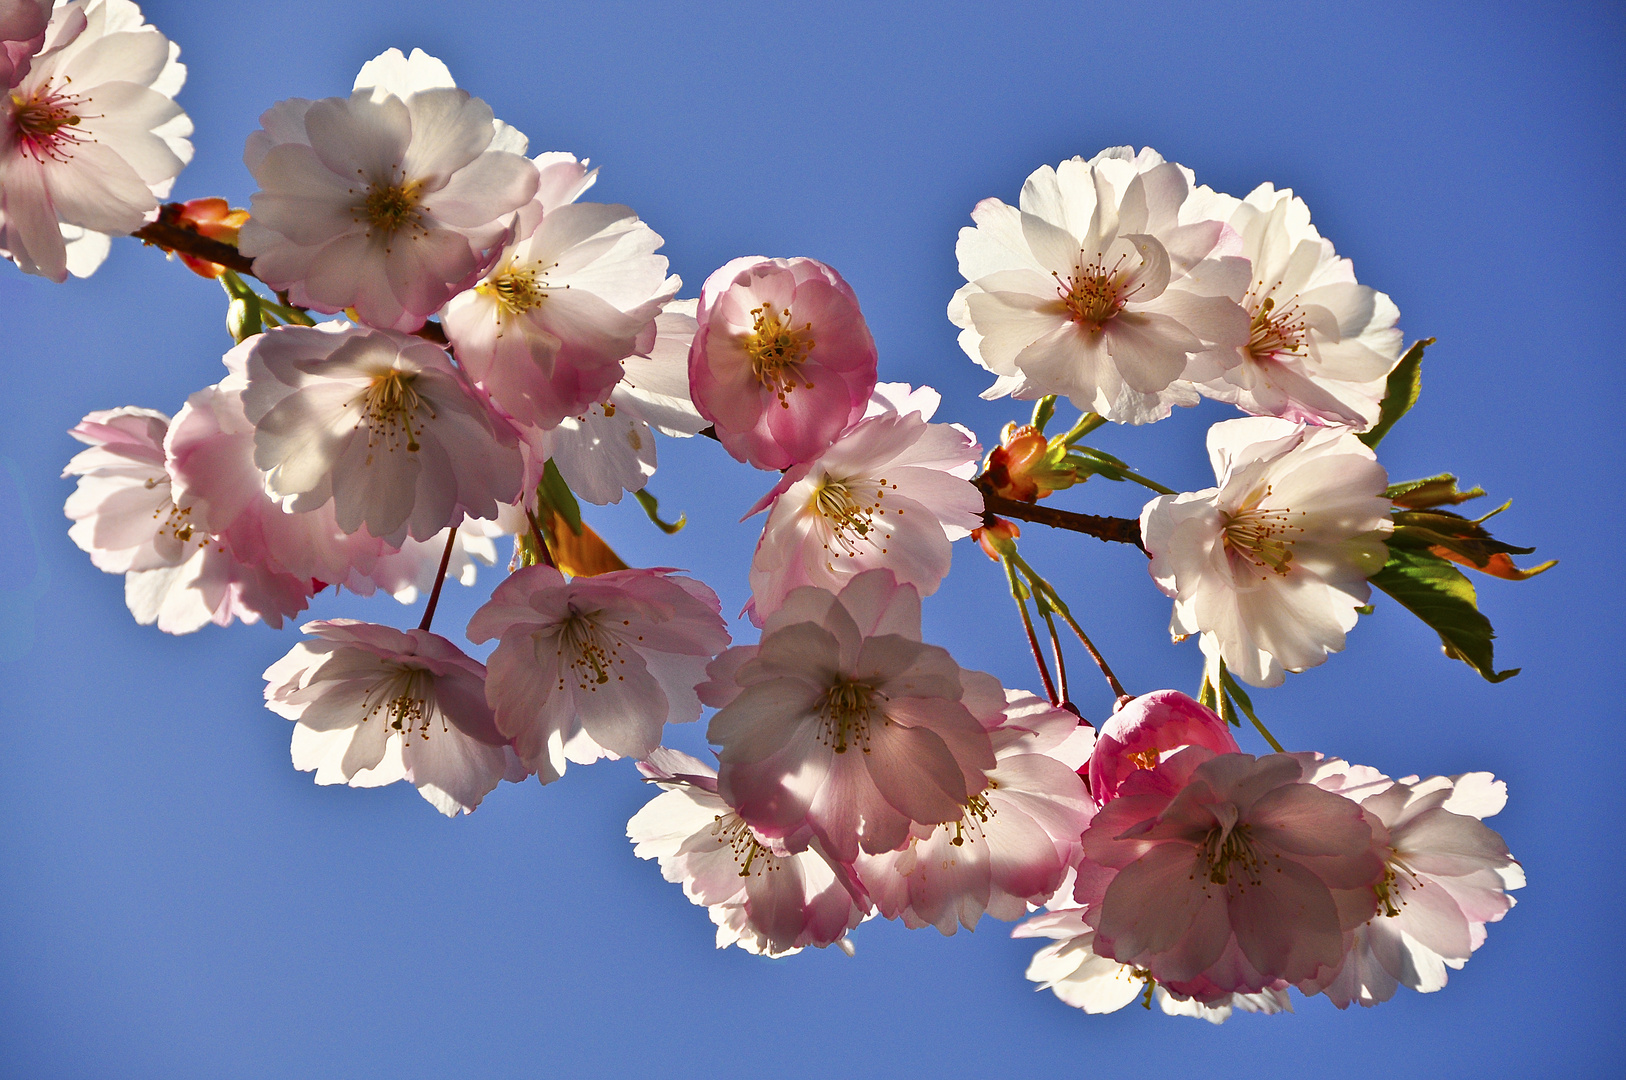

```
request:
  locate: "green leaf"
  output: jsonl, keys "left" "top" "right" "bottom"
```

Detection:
{"left": 537, "top": 459, "right": 583, "bottom": 536}
{"left": 1386, "top": 473, "right": 1486, "bottom": 508}
{"left": 1369, "top": 546, "right": 1519, "bottom": 682}
{"left": 1360, "top": 337, "right": 1433, "bottom": 448}
{"left": 1218, "top": 663, "right": 1284, "bottom": 752}
{"left": 1029, "top": 395, "right": 1057, "bottom": 434}
{"left": 634, "top": 488, "right": 686, "bottom": 534}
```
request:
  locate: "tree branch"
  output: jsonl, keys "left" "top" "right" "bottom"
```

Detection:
{"left": 132, "top": 207, "right": 255, "bottom": 276}
{"left": 980, "top": 485, "right": 1146, "bottom": 553}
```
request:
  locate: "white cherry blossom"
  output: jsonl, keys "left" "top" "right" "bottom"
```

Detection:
{"left": 1184, "top": 183, "right": 1403, "bottom": 429}
{"left": 628, "top": 748, "right": 868, "bottom": 957}
{"left": 743, "top": 382, "right": 982, "bottom": 624}
{"left": 466, "top": 565, "right": 730, "bottom": 783}
{"left": 238, "top": 48, "right": 539, "bottom": 331}
{"left": 241, "top": 322, "right": 524, "bottom": 547}
{"left": 1140, "top": 416, "right": 1391, "bottom": 687}
{"left": 949, "top": 146, "right": 1249, "bottom": 424}
{"left": 263, "top": 619, "right": 521, "bottom": 816}
{"left": 1, "top": 0, "right": 192, "bottom": 281}
{"left": 700, "top": 570, "right": 997, "bottom": 863}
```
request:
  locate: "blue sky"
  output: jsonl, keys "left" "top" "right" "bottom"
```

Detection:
{"left": 1, "top": 1, "right": 1621, "bottom": 1076}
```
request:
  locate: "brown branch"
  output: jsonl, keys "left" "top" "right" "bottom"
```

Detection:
{"left": 981, "top": 486, "right": 1146, "bottom": 553}
{"left": 132, "top": 208, "right": 255, "bottom": 276}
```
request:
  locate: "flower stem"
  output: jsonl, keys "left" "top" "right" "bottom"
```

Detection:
{"left": 524, "top": 507, "right": 557, "bottom": 569}
{"left": 1012, "top": 554, "right": 1130, "bottom": 703}
{"left": 417, "top": 528, "right": 459, "bottom": 632}
{"left": 1003, "top": 554, "right": 1059, "bottom": 706}
{"left": 1057, "top": 411, "right": 1107, "bottom": 445}
{"left": 1037, "top": 600, "right": 1070, "bottom": 704}
{"left": 1219, "top": 663, "right": 1285, "bottom": 753}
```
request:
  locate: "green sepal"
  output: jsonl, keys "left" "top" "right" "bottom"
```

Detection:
{"left": 1386, "top": 473, "right": 1486, "bottom": 508}
{"left": 538, "top": 460, "right": 583, "bottom": 536}
{"left": 634, "top": 488, "right": 686, "bottom": 534}
{"left": 1360, "top": 338, "right": 1433, "bottom": 448}
{"left": 1369, "top": 546, "right": 1519, "bottom": 682}
{"left": 1029, "top": 396, "right": 1057, "bottom": 434}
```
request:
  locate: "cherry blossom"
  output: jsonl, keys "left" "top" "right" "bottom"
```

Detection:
{"left": 1183, "top": 183, "right": 1403, "bottom": 429}
{"left": 1299, "top": 765, "right": 1524, "bottom": 1008}
{"left": 1089, "top": 689, "right": 1239, "bottom": 805}
{"left": 1140, "top": 416, "right": 1392, "bottom": 687}
{"left": 743, "top": 382, "right": 983, "bottom": 624}
{"left": 948, "top": 146, "right": 1249, "bottom": 424}
{"left": 700, "top": 570, "right": 997, "bottom": 862}
{"left": 442, "top": 199, "right": 678, "bottom": 430}
{"left": 1076, "top": 747, "right": 1386, "bottom": 996}
{"left": 238, "top": 47, "right": 539, "bottom": 331}
{"left": 855, "top": 689, "right": 1093, "bottom": 934}
{"left": 62, "top": 404, "right": 311, "bottom": 633}
{"left": 263, "top": 619, "right": 520, "bottom": 816}
{"left": 466, "top": 565, "right": 730, "bottom": 783}
{"left": 241, "top": 322, "right": 524, "bottom": 547}
{"left": 628, "top": 748, "right": 869, "bottom": 956}
{"left": 689, "top": 256, "right": 878, "bottom": 470}
{"left": 1, "top": 0, "right": 193, "bottom": 281}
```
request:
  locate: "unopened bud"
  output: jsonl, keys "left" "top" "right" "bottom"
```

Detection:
{"left": 972, "top": 516, "right": 1020, "bottom": 561}
{"left": 173, "top": 197, "right": 250, "bottom": 278}
{"left": 982, "top": 424, "right": 1077, "bottom": 502}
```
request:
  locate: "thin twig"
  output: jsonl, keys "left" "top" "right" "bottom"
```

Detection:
{"left": 1003, "top": 555, "right": 1058, "bottom": 706}
{"left": 417, "top": 528, "right": 459, "bottom": 632}
{"left": 1013, "top": 555, "right": 1130, "bottom": 702}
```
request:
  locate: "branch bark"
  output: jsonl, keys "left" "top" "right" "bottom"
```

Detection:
{"left": 980, "top": 485, "right": 1146, "bottom": 553}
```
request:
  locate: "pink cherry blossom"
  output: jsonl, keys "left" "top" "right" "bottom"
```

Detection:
{"left": 1298, "top": 765, "right": 1524, "bottom": 1008}
{"left": 241, "top": 322, "right": 524, "bottom": 547}
{"left": 466, "top": 565, "right": 730, "bottom": 783}
{"left": 628, "top": 748, "right": 869, "bottom": 956}
{"left": 700, "top": 569, "right": 997, "bottom": 863}
{"left": 1, "top": 0, "right": 193, "bottom": 281}
{"left": 743, "top": 383, "right": 983, "bottom": 625}
{"left": 1182, "top": 183, "right": 1403, "bottom": 429}
{"left": 442, "top": 199, "right": 678, "bottom": 430}
{"left": 1089, "top": 689, "right": 1240, "bottom": 805}
{"left": 238, "top": 48, "right": 539, "bottom": 331}
{"left": 1076, "top": 747, "right": 1385, "bottom": 994}
{"left": 62, "top": 404, "right": 311, "bottom": 633}
{"left": 1141, "top": 416, "right": 1391, "bottom": 687}
{"left": 263, "top": 619, "right": 521, "bottom": 816}
{"left": 689, "top": 256, "right": 878, "bottom": 470}
{"left": 1017, "top": 908, "right": 1149, "bottom": 1014}
{"left": 855, "top": 689, "right": 1093, "bottom": 934}
{"left": 948, "top": 146, "right": 1249, "bottom": 424}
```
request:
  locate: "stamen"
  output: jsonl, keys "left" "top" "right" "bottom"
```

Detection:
{"left": 811, "top": 477, "right": 899, "bottom": 560}
{"left": 1053, "top": 252, "right": 1143, "bottom": 328}
{"left": 949, "top": 791, "right": 997, "bottom": 847}
{"left": 1221, "top": 486, "right": 1305, "bottom": 578}
{"left": 360, "top": 179, "right": 423, "bottom": 235}
{"left": 818, "top": 679, "right": 879, "bottom": 754}
{"left": 1202, "top": 821, "right": 1262, "bottom": 886}
{"left": 478, "top": 260, "right": 564, "bottom": 317}
{"left": 356, "top": 370, "right": 432, "bottom": 453}
{"left": 1244, "top": 292, "right": 1310, "bottom": 362}
{"left": 710, "top": 814, "right": 781, "bottom": 878}
{"left": 557, "top": 608, "right": 626, "bottom": 692}
{"left": 360, "top": 667, "right": 439, "bottom": 743}
{"left": 745, "top": 305, "right": 815, "bottom": 406}
{"left": 10, "top": 83, "right": 93, "bottom": 164}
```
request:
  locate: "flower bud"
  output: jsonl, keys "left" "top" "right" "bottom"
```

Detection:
{"left": 982, "top": 423, "right": 1077, "bottom": 502}
{"left": 973, "top": 516, "right": 1020, "bottom": 561}
{"left": 173, "top": 198, "right": 250, "bottom": 278}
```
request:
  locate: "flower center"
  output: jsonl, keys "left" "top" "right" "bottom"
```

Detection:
{"left": 361, "top": 180, "right": 423, "bottom": 235}
{"left": 478, "top": 261, "right": 555, "bottom": 317}
{"left": 1202, "top": 821, "right": 1261, "bottom": 886}
{"left": 10, "top": 86, "right": 88, "bottom": 163}
{"left": 1374, "top": 854, "right": 1423, "bottom": 917}
{"left": 710, "top": 813, "right": 781, "bottom": 878}
{"left": 1055, "top": 254, "right": 1136, "bottom": 328}
{"left": 948, "top": 790, "right": 996, "bottom": 847}
{"left": 1128, "top": 748, "right": 1162, "bottom": 772}
{"left": 745, "top": 304, "right": 815, "bottom": 406}
{"left": 361, "top": 666, "right": 439, "bottom": 743}
{"left": 1221, "top": 490, "right": 1304, "bottom": 577}
{"left": 810, "top": 476, "right": 900, "bottom": 559}
{"left": 357, "top": 370, "right": 431, "bottom": 452}
{"left": 819, "top": 679, "right": 879, "bottom": 754}
{"left": 556, "top": 608, "right": 624, "bottom": 691}
{"left": 1245, "top": 294, "right": 1309, "bottom": 362}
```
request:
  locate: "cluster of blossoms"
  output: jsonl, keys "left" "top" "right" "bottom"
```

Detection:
{"left": 27, "top": 2, "right": 1543, "bottom": 1024}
